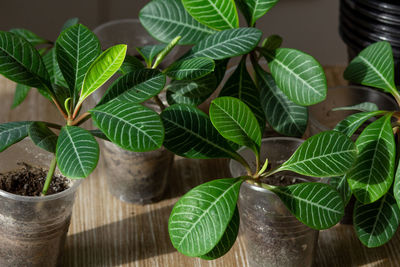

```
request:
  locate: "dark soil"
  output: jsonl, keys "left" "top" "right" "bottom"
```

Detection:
{"left": 260, "top": 171, "right": 308, "bottom": 187}
{"left": 0, "top": 163, "right": 69, "bottom": 196}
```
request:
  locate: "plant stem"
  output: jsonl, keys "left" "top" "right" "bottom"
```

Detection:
{"left": 255, "top": 152, "right": 260, "bottom": 175}
{"left": 52, "top": 97, "right": 68, "bottom": 119}
{"left": 392, "top": 90, "right": 400, "bottom": 107}
{"left": 41, "top": 156, "right": 57, "bottom": 196}
{"left": 72, "top": 101, "right": 83, "bottom": 120}
{"left": 71, "top": 112, "right": 91, "bottom": 126}
{"left": 153, "top": 95, "right": 166, "bottom": 111}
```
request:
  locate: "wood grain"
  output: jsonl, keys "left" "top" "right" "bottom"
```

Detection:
{"left": 1, "top": 67, "right": 399, "bottom": 267}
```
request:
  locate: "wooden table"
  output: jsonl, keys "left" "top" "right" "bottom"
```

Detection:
{"left": 1, "top": 66, "right": 399, "bottom": 267}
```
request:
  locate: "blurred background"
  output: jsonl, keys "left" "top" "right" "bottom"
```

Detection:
{"left": 0, "top": 0, "right": 347, "bottom": 66}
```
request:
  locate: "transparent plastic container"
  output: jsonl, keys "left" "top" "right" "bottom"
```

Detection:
{"left": 308, "top": 85, "right": 397, "bottom": 136}
{"left": 0, "top": 139, "right": 81, "bottom": 267}
{"left": 230, "top": 138, "right": 320, "bottom": 267}
{"left": 101, "top": 141, "right": 174, "bottom": 204}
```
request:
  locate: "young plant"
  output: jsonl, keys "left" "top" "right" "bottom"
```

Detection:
{"left": 331, "top": 41, "right": 400, "bottom": 248}
{"left": 0, "top": 22, "right": 156, "bottom": 195}
{"left": 166, "top": 96, "right": 357, "bottom": 259}
{"left": 139, "top": 0, "right": 327, "bottom": 138}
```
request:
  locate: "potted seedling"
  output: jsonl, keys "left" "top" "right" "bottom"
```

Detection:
{"left": 137, "top": 0, "right": 357, "bottom": 265}
{"left": 165, "top": 96, "right": 357, "bottom": 266}
{"left": 0, "top": 20, "right": 172, "bottom": 265}
{"left": 328, "top": 41, "right": 400, "bottom": 248}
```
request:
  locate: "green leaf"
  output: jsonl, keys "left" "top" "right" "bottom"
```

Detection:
{"left": 153, "top": 36, "right": 181, "bottom": 68}
{"left": 330, "top": 176, "right": 352, "bottom": 206}
{"left": 119, "top": 55, "right": 144, "bottom": 75}
{"left": 42, "top": 48, "right": 68, "bottom": 88}
{"left": 0, "top": 121, "right": 31, "bottom": 152}
{"left": 61, "top": 17, "right": 79, "bottom": 31}
{"left": 255, "top": 64, "right": 308, "bottom": 137}
{"left": 199, "top": 206, "right": 239, "bottom": 260}
{"left": 161, "top": 104, "right": 238, "bottom": 159}
{"left": 56, "top": 24, "right": 101, "bottom": 100}
{"left": 263, "top": 48, "right": 327, "bottom": 106}
{"left": 9, "top": 28, "right": 49, "bottom": 46}
{"left": 332, "top": 102, "right": 379, "bottom": 112}
{"left": 56, "top": 126, "right": 99, "bottom": 178}
{"left": 136, "top": 44, "right": 167, "bottom": 67}
{"left": 28, "top": 122, "right": 57, "bottom": 153}
{"left": 278, "top": 131, "right": 357, "bottom": 177}
{"left": 354, "top": 192, "right": 400, "bottom": 247}
{"left": 167, "top": 74, "right": 217, "bottom": 106}
{"left": 186, "top": 28, "right": 262, "bottom": 60}
{"left": 394, "top": 158, "right": 400, "bottom": 209}
{"left": 269, "top": 182, "right": 344, "bottom": 229}
{"left": 0, "top": 31, "right": 53, "bottom": 96}
{"left": 334, "top": 111, "right": 386, "bottom": 137}
{"left": 79, "top": 44, "right": 127, "bottom": 104}
{"left": 262, "top": 34, "right": 283, "bottom": 51}
{"left": 98, "top": 69, "right": 166, "bottom": 106}
{"left": 235, "top": 0, "right": 278, "bottom": 26}
{"left": 344, "top": 41, "right": 396, "bottom": 95}
{"left": 165, "top": 57, "right": 215, "bottom": 80}
{"left": 90, "top": 101, "right": 164, "bottom": 152}
{"left": 182, "top": 0, "right": 239, "bottom": 30}
{"left": 209, "top": 97, "right": 261, "bottom": 153}
{"left": 220, "top": 56, "right": 265, "bottom": 130}
{"left": 169, "top": 178, "right": 243, "bottom": 257}
{"left": 139, "top": 0, "right": 217, "bottom": 45}
{"left": 346, "top": 114, "right": 395, "bottom": 204}
{"left": 12, "top": 84, "right": 31, "bottom": 109}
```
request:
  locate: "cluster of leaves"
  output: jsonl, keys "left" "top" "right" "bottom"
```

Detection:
{"left": 331, "top": 41, "right": 400, "bottom": 248}
{"left": 139, "top": 0, "right": 328, "bottom": 138}
{"left": 134, "top": 0, "right": 360, "bottom": 260}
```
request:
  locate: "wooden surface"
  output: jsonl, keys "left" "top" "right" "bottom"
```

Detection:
{"left": 1, "top": 66, "right": 399, "bottom": 267}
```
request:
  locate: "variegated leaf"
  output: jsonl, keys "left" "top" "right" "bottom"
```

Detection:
{"left": 278, "top": 131, "right": 357, "bottom": 177}
{"left": 182, "top": 0, "right": 239, "bottom": 30}
{"left": 186, "top": 28, "right": 262, "bottom": 60}
{"left": 209, "top": 97, "right": 261, "bottom": 153}
{"left": 0, "top": 31, "right": 52, "bottom": 96}
{"left": 344, "top": 41, "right": 396, "bottom": 95}
{"left": 28, "top": 122, "right": 58, "bottom": 153}
{"left": 167, "top": 74, "right": 217, "bottom": 106}
{"left": 161, "top": 104, "right": 238, "bottom": 159}
{"left": 263, "top": 48, "right": 327, "bottom": 106}
{"left": 98, "top": 69, "right": 166, "bottom": 106}
{"left": 139, "top": 0, "right": 217, "bottom": 45}
{"left": 330, "top": 176, "right": 352, "bottom": 206}
{"left": 169, "top": 178, "right": 243, "bottom": 256}
{"left": 255, "top": 64, "right": 307, "bottom": 137}
{"left": 0, "top": 121, "right": 31, "bottom": 152}
{"left": 220, "top": 56, "right": 265, "bottom": 130}
{"left": 354, "top": 192, "right": 400, "bottom": 247}
{"left": 90, "top": 101, "right": 164, "bottom": 152}
{"left": 165, "top": 57, "right": 215, "bottom": 80}
{"left": 346, "top": 114, "right": 395, "bottom": 204}
{"left": 235, "top": 0, "right": 278, "bottom": 26}
{"left": 56, "top": 24, "right": 101, "bottom": 99}
{"left": 334, "top": 111, "right": 386, "bottom": 137}
{"left": 270, "top": 182, "right": 344, "bottom": 229}
{"left": 56, "top": 126, "right": 99, "bottom": 178}
{"left": 12, "top": 84, "right": 31, "bottom": 109}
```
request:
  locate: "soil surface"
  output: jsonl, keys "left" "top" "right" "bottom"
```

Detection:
{"left": 0, "top": 163, "right": 69, "bottom": 196}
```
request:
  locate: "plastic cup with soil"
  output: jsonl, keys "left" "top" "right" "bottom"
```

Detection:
{"left": 230, "top": 137, "right": 321, "bottom": 267}
{"left": 0, "top": 138, "right": 81, "bottom": 267}
{"left": 100, "top": 101, "right": 174, "bottom": 204}
{"left": 101, "top": 141, "right": 174, "bottom": 204}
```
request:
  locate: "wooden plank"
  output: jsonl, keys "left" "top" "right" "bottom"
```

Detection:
{"left": 1, "top": 67, "right": 399, "bottom": 267}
